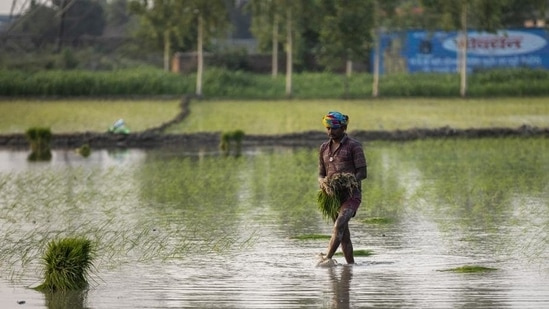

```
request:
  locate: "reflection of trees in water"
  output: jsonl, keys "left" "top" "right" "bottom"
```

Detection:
{"left": 390, "top": 137, "right": 549, "bottom": 261}
{"left": 361, "top": 146, "right": 407, "bottom": 219}
{"left": 138, "top": 151, "right": 243, "bottom": 214}
{"left": 137, "top": 152, "right": 247, "bottom": 253}
{"left": 507, "top": 195, "right": 549, "bottom": 262}
{"left": 242, "top": 147, "right": 323, "bottom": 236}
{"left": 397, "top": 138, "right": 547, "bottom": 226}
{"left": 138, "top": 147, "right": 322, "bottom": 241}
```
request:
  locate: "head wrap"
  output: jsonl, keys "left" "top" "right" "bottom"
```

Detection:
{"left": 322, "top": 111, "right": 348, "bottom": 129}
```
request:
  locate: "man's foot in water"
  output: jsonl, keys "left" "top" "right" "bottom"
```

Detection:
{"left": 316, "top": 253, "right": 338, "bottom": 267}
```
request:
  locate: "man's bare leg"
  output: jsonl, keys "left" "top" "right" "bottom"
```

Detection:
{"left": 325, "top": 208, "right": 355, "bottom": 261}
{"left": 340, "top": 225, "right": 354, "bottom": 264}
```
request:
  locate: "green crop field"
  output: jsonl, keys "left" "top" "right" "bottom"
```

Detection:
{"left": 0, "top": 97, "right": 548, "bottom": 135}
{"left": 0, "top": 99, "right": 180, "bottom": 134}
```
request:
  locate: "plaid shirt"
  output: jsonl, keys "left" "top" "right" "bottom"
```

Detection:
{"left": 318, "top": 134, "right": 367, "bottom": 195}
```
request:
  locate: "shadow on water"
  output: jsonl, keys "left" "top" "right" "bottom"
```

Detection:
{"left": 0, "top": 137, "right": 548, "bottom": 308}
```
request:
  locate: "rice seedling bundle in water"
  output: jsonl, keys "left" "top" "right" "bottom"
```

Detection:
{"left": 36, "top": 237, "right": 95, "bottom": 292}
{"left": 317, "top": 173, "right": 359, "bottom": 221}
{"left": 25, "top": 127, "right": 52, "bottom": 161}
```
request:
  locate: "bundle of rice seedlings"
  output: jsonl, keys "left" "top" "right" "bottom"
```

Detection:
{"left": 317, "top": 173, "right": 359, "bottom": 221}
{"left": 75, "top": 144, "right": 91, "bottom": 157}
{"left": 36, "top": 237, "right": 95, "bottom": 292}
{"left": 25, "top": 127, "right": 52, "bottom": 161}
{"left": 220, "top": 130, "right": 245, "bottom": 156}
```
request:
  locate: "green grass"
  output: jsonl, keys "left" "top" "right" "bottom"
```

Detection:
{"left": 0, "top": 99, "right": 180, "bottom": 134}
{"left": 361, "top": 217, "right": 394, "bottom": 224}
{"left": 165, "top": 97, "right": 549, "bottom": 134}
{"left": 3, "top": 68, "right": 549, "bottom": 97}
{"left": 439, "top": 265, "right": 497, "bottom": 273}
{"left": 334, "top": 249, "right": 374, "bottom": 257}
{"left": 0, "top": 97, "right": 547, "bottom": 134}
{"left": 291, "top": 234, "right": 332, "bottom": 240}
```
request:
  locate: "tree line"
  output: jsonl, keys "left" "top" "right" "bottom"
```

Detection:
{"left": 4, "top": 0, "right": 548, "bottom": 97}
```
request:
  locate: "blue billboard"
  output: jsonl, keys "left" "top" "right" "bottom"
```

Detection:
{"left": 377, "top": 28, "right": 549, "bottom": 74}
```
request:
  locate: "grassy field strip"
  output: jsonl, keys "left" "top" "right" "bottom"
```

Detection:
{"left": 0, "top": 99, "right": 180, "bottom": 134}
{"left": 167, "top": 98, "right": 549, "bottom": 134}
{"left": 0, "top": 98, "right": 548, "bottom": 135}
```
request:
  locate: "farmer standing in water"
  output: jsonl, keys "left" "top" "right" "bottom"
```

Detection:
{"left": 317, "top": 111, "right": 367, "bottom": 266}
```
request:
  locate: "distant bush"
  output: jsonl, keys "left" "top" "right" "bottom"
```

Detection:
{"left": 0, "top": 68, "right": 192, "bottom": 96}
{"left": 1, "top": 68, "right": 549, "bottom": 98}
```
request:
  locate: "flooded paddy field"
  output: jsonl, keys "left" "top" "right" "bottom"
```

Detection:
{"left": 0, "top": 137, "right": 547, "bottom": 308}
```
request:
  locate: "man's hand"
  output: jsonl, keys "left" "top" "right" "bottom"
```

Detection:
{"left": 318, "top": 177, "right": 331, "bottom": 193}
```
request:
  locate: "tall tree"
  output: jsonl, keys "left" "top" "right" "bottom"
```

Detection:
{"left": 318, "top": 0, "right": 400, "bottom": 97}
{"left": 318, "top": 0, "right": 374, "bottom": 76}
{"left": 318, "top": 0, "right": 374, "bottom": 97}
{"left": 371, "top": 0, "right": 403, "bottom": 97}
{"left": 52, "top": 0, "right": 106, "bottom": 51}
{"left": 371, "top": 0, "right": 381, "bottom": 98}
{"left": 105, "top": 0, "right": 134, "bottom": 36}
{"left": 420, "top": 0, "right": 510, "bottom": 97}
{"left": 284, "top": 3, "right": 293, "bottom": 97}
{"left": 246, "top": 0, "right": 284, "bottom": 77}
{"left": 281, "top": 0, "right": 306, "bottom": 98}
{"left": 500, "top": 0, "right": 548, "bottom": 27}
{"left": 183, "top": 0, "right": 230, "bottom": 97}
{"left": 128, "top": 0, "right": 189, "bottom": 71}
{"left": 8, "top": 3, "right": 58, "bottom": 46}
{"left": 247, "top": 0, "right": 307, "bottom": 97}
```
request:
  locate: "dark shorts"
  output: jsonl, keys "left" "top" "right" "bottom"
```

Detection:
{"left": 341, "top": 197, "right": 361, "bottom": 215}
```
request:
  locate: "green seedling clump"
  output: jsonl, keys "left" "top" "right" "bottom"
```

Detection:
{"left": 220, "top": 129, "right": 245, "bottom": 156}
{"left": 440, "top": 265, "right": 497, "bottom": 273}
{"left": 36, "top": 237, "right": 95, "bottom": 292}
{"left": 25, "top": 127, "right": 52, "bottom": 161}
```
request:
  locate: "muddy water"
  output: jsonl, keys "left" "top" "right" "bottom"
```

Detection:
{"left": 0, "top": 138, "right": 548, "bottom": 308}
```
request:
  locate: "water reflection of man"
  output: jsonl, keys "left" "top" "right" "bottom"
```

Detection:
{"left": 329, "top": 266, "right": 353, "bottom": 309}
{"left": 317, "top": 111, "right": 367, "bottom": 266}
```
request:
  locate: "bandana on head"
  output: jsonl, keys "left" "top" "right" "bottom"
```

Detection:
{"left": 322, "top": 111, "right": 348, "bottom": 128}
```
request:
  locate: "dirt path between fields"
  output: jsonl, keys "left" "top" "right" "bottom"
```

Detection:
{"left": 1, "top": 96, "right": 547, "bottom": 150}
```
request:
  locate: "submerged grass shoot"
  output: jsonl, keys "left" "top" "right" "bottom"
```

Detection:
{"left": 439, "top": 265, "right": 498, "bottom": 273}
{"left": 291, "top": 234, "right": 332, "bottom": 240}
{"left": 361, "top": 217, "right": 394, "bottom": 224}
{"left": 334, "top": 249, "right": 374, "bottom": 257}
